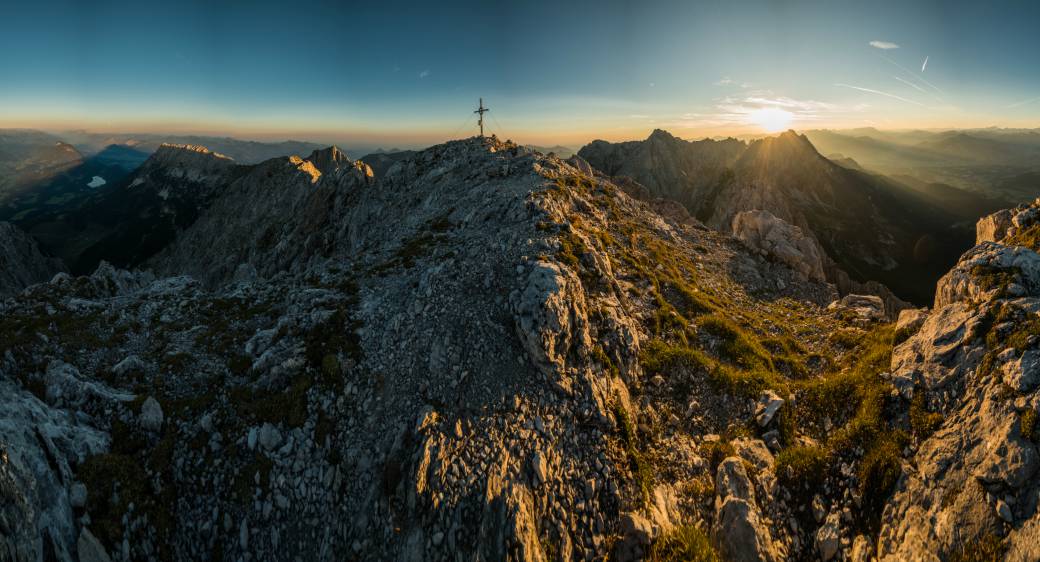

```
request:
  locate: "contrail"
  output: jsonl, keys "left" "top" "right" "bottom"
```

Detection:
{"left": 893, "top": 75, "right": 927, "bottom": 93}
{"left": 1007, "top": 95, "right": 1040, "bottom": 109}
{"left": 879, "top": 54, "right": 946, "bottom": 98}
{"left": 921, "top": 56, "right": 929, "bottom": 72}
{"left": 835, "top": 83, "right": 927, "bottom": 107}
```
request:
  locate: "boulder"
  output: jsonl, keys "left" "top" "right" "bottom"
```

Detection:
{"left": 731, "top": 210, "right": 827, "bottom": 283}
{"left": 565, "top": 154, "right": 595, "bottom": 177}
{"left": 815, "top": 511, "right": 842, "bottom": 562}
{"left": 77, "top": 528, "right": 113, "bottom": 562}
{"left": 715, "top": 457, "right": 777, "bottom": 562}
{"left": 850, "top": 535, "right": 873, "bottom": 562}
{"left": 258, "top": 423, "right": 282, "bottom": 451}
{"left": 976, "top": 208, "right": 1014, "bottom": 244}
{"left": 894, "top": 308, "right": 929, "bottom": 340}
{"left": 614, "top": 512, "right": 655, "bottom": 562}
{"left": 828, "top": 294, "right": 886, "bottom": 321}
{"left": 140, "top": 396, "right": 164, "bottom": 432}
{"left": 754, "top": 390, "right": 784, "bottom": 427}
{"left": 111, "top": 355, "right": 147, "bottom": 377}
{"left": 732, "top": 438, "right": 775, "bottom": 472}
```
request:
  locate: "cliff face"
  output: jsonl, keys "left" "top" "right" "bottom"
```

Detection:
{"left": 0, "top": 221, "right": 65, "bottom": 296}
{"left": 876, "top": 198, "right": 1040, "bottom": 561}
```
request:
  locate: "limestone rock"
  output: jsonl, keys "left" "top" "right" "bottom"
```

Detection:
{"left": 258, "top": 423, "right": 282, "bottom": 451}
{"left": 816, "top": 511, "right": 842, "bottom": 562}
{"left": 828, "top": 293, "right": 887, "bottom": 321}
{"left": 731, "top": 209, "right": 827, "bottom": 282}
{"left": 1002, "top": 349, "right": 1040, "bottom": 393}
{"left": 77, "top": 528, "right": 113, "bottom": 562}
{"left": 715, "top": 457, "right": 777, "bottom": 562}
{"left": 895, "top": 308, "right": 929, "bottom": 339}
{"left": 754, "top": 390, "right": 784, "bottom": 427}
{"left": 934, "top": 242, "right": 1040, "bottom": 308}
{"left": 140, "top": 396, "right": 164, "bottom": 432}
{"left": 976, "top": 208, "right": 1014, "bottom": 244}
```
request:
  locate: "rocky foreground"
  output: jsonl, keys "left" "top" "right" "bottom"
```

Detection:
{"left": 0, "top": 137, "right": 1038, "bottom": 561}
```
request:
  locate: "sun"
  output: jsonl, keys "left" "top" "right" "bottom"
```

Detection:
{"left": 747, "top": 107, "right": 794, "bottom": 132}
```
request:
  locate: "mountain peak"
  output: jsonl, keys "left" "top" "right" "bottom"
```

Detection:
{"left": 647, "top": 128, "right": 680, "bottom": 142}
{"left": 744, "top": 129, "right": 822, "bottom": 161}
{"left": 304, "top": 145, "right": 352, "bottom": 175}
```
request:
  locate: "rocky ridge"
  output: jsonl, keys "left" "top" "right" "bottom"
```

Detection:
{"left": 0, "top": 137, "right": 1037, "bottom": 562}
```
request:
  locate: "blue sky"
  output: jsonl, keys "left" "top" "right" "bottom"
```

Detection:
{"left": 1, "top": 0, "right": 1038, "bottom": 146}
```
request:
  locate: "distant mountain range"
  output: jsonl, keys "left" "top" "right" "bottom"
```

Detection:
{"left": 3, "top": 125, "right": 1038, "bottom": 305}
{"left": 803, "top": 127, "right": 1040, "bottom": 200}
{"left": 578, "top": 128, "right": 1025, "bottom": 305}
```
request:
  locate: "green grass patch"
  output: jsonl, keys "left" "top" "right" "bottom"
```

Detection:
{"left": 612, "top": 400, "right": 654, "bottom": 508}
{"left": 1021, "top": 409, "right": 1038, "bottom": 441}
{"left": 698, "top": 315, "right": 774, "bottom": 373}
{"left": 1004, "top": 223, "right": 1040, "bottom": 252}
{"left": 857, "top": 435, "right": 905, "bottom": 533}
{"left": 970, "top": 264, "right": 1021, "bottom": 297}
{"left": 775, "top": 445, "right": 829, "bottom": 492}
{"left": 648, "top": 525, "right": 722, "bottom": 562}
{"left": 948, "top": 534, "right": 1007, "bottom": 562}
{"left": 909, "top": 393, "right": 943, "bottom": 440}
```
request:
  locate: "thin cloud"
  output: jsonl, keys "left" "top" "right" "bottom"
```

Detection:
{"left": 869, "top": 40, "right": 900, "bottom": 50}
{"left": 419, "top": 69, "right": 431, "bottom": 78}
{"left": 879, "top": 54, "right": 946, "bottom": 98}
{"left": 1007, "top": 95, "right": 1040, "bottom": 109}
{"left": 892, "top": 75, "right": 927, "bottom": 94}
{"left": 714, "top": 77, "right": 734, "bottom": 86}
{"left": 705, "top": 94, "right": 848, "bottom": 125}
{"left": 921, "top": 56, "right": 929, "bottom": 72}
{"left": 834, "top": 83, "right": 927, "bottom": 107}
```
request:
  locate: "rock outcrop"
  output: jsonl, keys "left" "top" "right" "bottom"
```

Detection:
{"left": 876, "top": 202, "right": 1040, "bottom": 561}
{"left": 731, "top": 209, "right": 827, "bottom": 282}
{"left": 0, "top": 221, "right": 65, "bottom": 296}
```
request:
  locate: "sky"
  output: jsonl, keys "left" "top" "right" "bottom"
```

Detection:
{"left": 1, "top": 0, "right": 1039, "bottom": 148}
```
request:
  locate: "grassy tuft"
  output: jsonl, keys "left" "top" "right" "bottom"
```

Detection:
{"left": 647, "top": 526, "right": 722, "bottom": 562}
{"left": 698, "top": 315, "right": 774, "bottom": 372}
{"left": 1021, "top": 409, "right": 1038, "bottom": 441}
{"left": 857, "top": 435, "right": 905, "bottom": 533}
{"left": 909, "top": 393, "right": 943, "bottom": 440}
{"left": 775, "top": 445, "right": 829, "bottom": 492}
{"left": 948, "top": 534, "right": 1007, "bottom": 562}
{"left": 612, "top": 400, "right": 654, "bottom": 508}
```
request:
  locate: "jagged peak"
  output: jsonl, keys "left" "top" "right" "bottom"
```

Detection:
{"left": 647, "top": 128, "right": 680, "bottom": 142}
{"left": 743, "top": 129, "right": 824, "bottom": 162}
{"left": 305, "top": 145, "right": 352, "bottom": 175}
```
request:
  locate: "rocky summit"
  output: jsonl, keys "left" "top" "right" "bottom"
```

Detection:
{"left": 1, "top": 137, "right": 1039, "bottom": 562}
